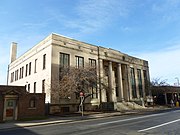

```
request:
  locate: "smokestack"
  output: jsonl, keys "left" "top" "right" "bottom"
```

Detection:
{"left": 10, "top": 42, "right": 17, "bottom": 63}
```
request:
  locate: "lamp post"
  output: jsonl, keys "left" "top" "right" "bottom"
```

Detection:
{"left": 175, "top": 77, "right": 179, "bottom": 86}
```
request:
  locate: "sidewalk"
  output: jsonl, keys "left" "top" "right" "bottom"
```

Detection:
{"left": 0, "top": 106, "right": 174, "bottom": 130}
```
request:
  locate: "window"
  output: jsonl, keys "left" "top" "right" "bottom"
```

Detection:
{"left": 91, "top": 84, "right": 98, "bottom": 99}
{"left": 137, "top": 69, "right": 143, "bottom": 97}
{"left": 19, "top": 68, "right": 22, "bottom": 79}
{"left": 10, "top": 72, "right": 14, "bottom": 82}
{"left": 17, "top": 69, "right": 19, "bottom": 80}
{"left": 29, "top": 62, "right": 31, "bottom": 75}
{"left": 42, "top": 79, "right": 45, "bottom": 93}
{"left": 29, "top": 97, "right": 36, "bottom": 108}
{"left": 21, "top": 66, "right": 24, "bottom": 78}
{"left": 15, "top": 69, "right": 19, "bottom": 81}
{"left": 14, "top": 71, "right": 17, "bottom": 81}
{"left": 43, "top": 54, "right": 46, "bottom": 69}
{"left": 60, "top": 53, "right": 70, "bottom": 67}
{"left": 28, "top": 84, "right": 30, "bottom": 92}
{"left": 34, "top": 59, "right": 37, "bottom": 73}
{"left": 59, "top": 53, "right": 70, "bottom": 80}
{"left": 19, "top": 66, "right": 24, "bottom": 79}
{"left": 25, "top": 64, "right": 28, "bottom": 77}
{"left": 76, "top": 56, "right": 84, "bottom": 68}
{"left": 34, "top": 82, "right": 36, "bottom": 93}
{"left": 89, "top": 59, "right": 96, "bottom": 68}
{"left": 130, "top": 68, "right": 137, "bottom": 98}
{"left": 143, "top": 70, "right": 149, "bottom": 96}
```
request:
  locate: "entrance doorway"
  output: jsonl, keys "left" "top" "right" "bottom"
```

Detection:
{"left": 5, "top": 99, "right": 17, "bottom": 120}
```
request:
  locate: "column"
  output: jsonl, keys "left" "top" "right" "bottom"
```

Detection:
{"left": 134, "top": 68, "right": 140, "bottom": 98}
{"left": 117, "top": 63, "right": 124, "bottom": 101}
{"left": 108, "top": 61, "right": 116, "bottom": 102}
{"left": 99, "top": 59, "right": 107, "bottom": 102}
{"left": 127, "top": 65, "right": 131, "bottom": 101}
{"left": 141, "top": 69, "right": 146, "bottom": 98}
{"left": 146, "top": 68, "right": 151, "bottom": 96}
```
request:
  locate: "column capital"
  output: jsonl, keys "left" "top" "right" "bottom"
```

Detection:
{"left": 118, "top": 63, "right": 121, "bottom": 66}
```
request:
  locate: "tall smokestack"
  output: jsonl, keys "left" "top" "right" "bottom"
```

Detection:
{"left": 10, "top": 42, "right": 17, "bottom": 63}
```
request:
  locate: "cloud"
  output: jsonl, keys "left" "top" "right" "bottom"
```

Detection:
{"left": 63, "top": 0, "right": 134, "bottom": 35}
{"left": 152, "top": 0, "right": 180, "bottom": 24}
{"left": 134, "top": 43, "right": 180, "bottom": 85}
{"left": 76, "top": 0, "right": 131, "bottom": 29}
{"left": 23, "top": 22, "right": 47, "bottom": 30}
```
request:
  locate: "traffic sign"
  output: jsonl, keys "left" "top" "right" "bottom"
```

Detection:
{"left": 79, "top": 92, "right": 84, "bottom": 97}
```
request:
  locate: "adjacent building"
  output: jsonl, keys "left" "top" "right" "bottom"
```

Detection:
{"left": 0, "top": 85, "right": 45, "bottom": 122}
{"left": 7, "top": 33, "right": 150, "bottom": 112}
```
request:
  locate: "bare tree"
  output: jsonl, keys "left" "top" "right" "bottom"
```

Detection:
{"left": 51, "top": 66, "right": 98, "bottom": 102}
{"left": 150, "top": 78, "right": 170, "bottom": 104}
{"left": 150, "top": 78, "right": 170, "bottom": 87}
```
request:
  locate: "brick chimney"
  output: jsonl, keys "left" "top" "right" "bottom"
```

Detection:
{"left": 10, "top": 42, "right": 17, "bottom": 63}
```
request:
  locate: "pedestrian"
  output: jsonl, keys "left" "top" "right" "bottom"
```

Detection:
{"left": 170, "top": 99, "right": 174, "bottom": 108}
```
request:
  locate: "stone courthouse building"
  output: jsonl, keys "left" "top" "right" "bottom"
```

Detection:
{"left": 7, "top": 33, "right": 150, "bottom": 112}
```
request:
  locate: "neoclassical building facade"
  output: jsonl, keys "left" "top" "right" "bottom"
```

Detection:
{"left": 7, "top": 33, "right": 150, "bottom": 112}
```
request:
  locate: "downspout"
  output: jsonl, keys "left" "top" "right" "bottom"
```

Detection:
{"left": 7, "top": 65, "right": 9, "bottom": 85}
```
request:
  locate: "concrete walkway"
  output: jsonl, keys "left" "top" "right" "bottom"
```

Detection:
{"left": 0, "top": 106, "right": 173, "bottom": 131}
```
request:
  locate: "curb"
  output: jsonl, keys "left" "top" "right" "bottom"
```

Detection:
{"left": 0, "top": 112, "right": 138, "bottom": 130}
{"left": 0, "top": 107, "right": 178, "bottom": 131}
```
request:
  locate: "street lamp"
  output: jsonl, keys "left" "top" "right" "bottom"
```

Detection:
{"left": 175, "top": 77, "right": 179, "bottom": 86}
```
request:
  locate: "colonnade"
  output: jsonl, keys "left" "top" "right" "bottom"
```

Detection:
{"left": 99, "top": 59, "right": 147, "bottom": 103}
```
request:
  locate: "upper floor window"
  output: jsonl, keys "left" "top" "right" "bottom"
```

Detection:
{"left": 19, "top": 66, "right": 24, "bottom": 79}
{"left": 76, "top": 56, "right": 84, "bottom": 68}
{"left": 19, "top": 68, "right": 22, "bottom": 79}
{"left": 34, "top": 82, "right": 36, "bottom": 93}
{"left": 60, "top": 53, "right": 70, "bottom": 67}
{"left": 43, "top": 54, "right": 46, "bottom": 70}
{"left": 25, "top": 64, "right": 28, "bottom": 77}
{"left": 10, "top": 72, "right": 14, "bottom": 83}
{"left": 15, "top": 69, "right": 19, "bottom": 81}
{"left": 15, "top": 71, "right": 17, "bottom": 81}
{"left": 89, "top": 59, "right": 96, "bottom": 68}
{"left": 29, "top": 62, "right": 31, "bottom": 75}
{"left": 21, "top": 66, "right": 24, "bottom": 78}
{"left": 34, "top": 59, "right": 37, "bottom": 73}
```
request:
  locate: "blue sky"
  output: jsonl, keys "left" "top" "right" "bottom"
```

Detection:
{"left": 1, "top": 0, "right": 180, "bottom": 85}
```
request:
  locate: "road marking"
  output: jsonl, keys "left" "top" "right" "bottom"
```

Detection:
{"left": 96, "top": 113, "right": 166, "bottom": 126}
{"left": 138, "top": 118, "right": 180, "bottom": 132}
{"left": 95, "top": 110, "right": 180, "bottom": 126}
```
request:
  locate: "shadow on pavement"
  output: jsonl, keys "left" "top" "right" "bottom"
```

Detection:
{"left": 0, "top": 123, "right": 40, "bottom": 135}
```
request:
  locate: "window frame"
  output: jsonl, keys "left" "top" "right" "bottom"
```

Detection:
{"left": 76, "top": 56, "right": 84, "bottom": 68}
{"left": 43, "top": 54, "right": 46, "bottom": 70}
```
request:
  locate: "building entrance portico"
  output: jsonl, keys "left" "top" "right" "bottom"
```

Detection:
{"left": 102, "top": 60, "right": 130, "bottom": 103}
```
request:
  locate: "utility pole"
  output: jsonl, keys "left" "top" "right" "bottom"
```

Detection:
{"left": 175, "top": 77, "right": 179, "bottom": 86}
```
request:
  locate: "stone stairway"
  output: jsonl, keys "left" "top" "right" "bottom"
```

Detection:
{"left": 116, "top": 101, "right": 145, "bottom": 111}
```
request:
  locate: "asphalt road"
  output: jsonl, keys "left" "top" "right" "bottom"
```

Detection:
{"left": 1, "top": 109, "right": 180, "bottom": 135}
